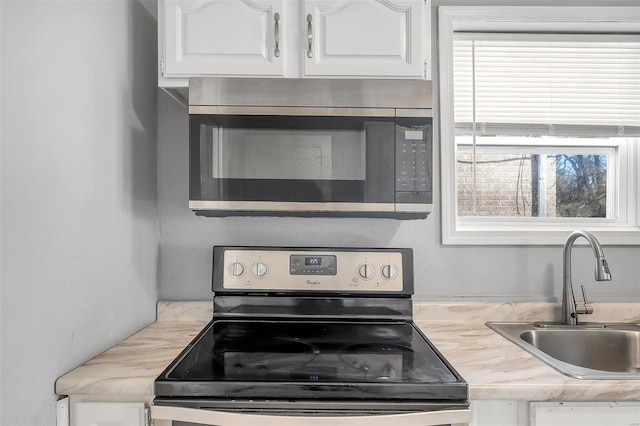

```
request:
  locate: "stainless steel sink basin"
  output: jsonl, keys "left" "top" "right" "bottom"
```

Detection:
{"left": 487, "top": 322, "right": 640, "bottom": 379}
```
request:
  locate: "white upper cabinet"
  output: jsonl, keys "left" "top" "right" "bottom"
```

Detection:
{"left": 161, "top": 0, "right": 284, "bottom": 83}
{"left": 159, "top": 0, "right": 429, "bottom": 86}
{"left": 303, "top": 0, "right": 426, "bottom": 78}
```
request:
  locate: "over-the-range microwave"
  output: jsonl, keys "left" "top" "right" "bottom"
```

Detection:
{"left": 188, "top": 77, "right": 433, "bottom": 219}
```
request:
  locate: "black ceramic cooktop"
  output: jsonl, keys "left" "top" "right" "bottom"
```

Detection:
{"left": 155, "top": 320, "right": 468, "bottom": 401}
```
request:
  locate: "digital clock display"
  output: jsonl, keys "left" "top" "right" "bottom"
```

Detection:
{"left": 290, "top": 254, "right": 336, "bottom": 275}
{"left": 305, "top": 257, "right": 322, "bottom": 266}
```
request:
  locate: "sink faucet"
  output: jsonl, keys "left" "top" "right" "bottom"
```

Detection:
{"left": 562, "top": 230, "right": 612, "bottom": 325}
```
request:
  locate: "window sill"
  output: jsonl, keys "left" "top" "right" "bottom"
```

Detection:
{"left": 443, "top": 222, "right": 640, "bottom": 246}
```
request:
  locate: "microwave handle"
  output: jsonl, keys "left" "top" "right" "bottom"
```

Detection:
{"left": 151, "top": 405, "right": 471, "bottom": 426}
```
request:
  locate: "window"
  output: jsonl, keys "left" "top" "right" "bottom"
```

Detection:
{"left": 438, "top": 7, "right": 640, "bottom": 245}
{"left": 456, "top": 136, "right": 620, "bottom": 219}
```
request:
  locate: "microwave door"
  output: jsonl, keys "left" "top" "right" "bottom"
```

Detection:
{"left": 191, "top": 115, "right": 397, "bottom": 207}
{"left": 189, "top": 112, "right": 434, "bottom": 217}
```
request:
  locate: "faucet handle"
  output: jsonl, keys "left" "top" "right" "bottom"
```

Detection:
{"left": 578, "top": 285, "right": 594, "bottom": 315}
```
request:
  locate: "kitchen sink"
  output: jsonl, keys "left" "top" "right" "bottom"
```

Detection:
{"left": 487, "top": 322, "right": 640, "bottom": 379}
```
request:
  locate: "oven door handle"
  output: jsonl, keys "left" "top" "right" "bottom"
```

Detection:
{"left": 151, "top": 405, "right": 471, "bottom": 426}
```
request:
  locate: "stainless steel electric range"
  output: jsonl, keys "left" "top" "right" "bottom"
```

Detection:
{"left": 152, "top": 246, "right": 469, "bottom": 426}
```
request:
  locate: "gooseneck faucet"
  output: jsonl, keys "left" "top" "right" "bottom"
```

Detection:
{"left": 562, "top": 230, "right": 612, "bottom": 325}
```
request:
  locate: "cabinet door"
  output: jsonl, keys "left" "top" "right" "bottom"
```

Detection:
{"left": 531, "top": 402, "right": 640, "bottom": 426}
{"left": 303, "top": 0, "right": 425, "bottom": 78}
{"left": 73, "top": 402, "right": 146, "bottom": 426}
{"left": 472, "top": 400, "right": 522, "bottom": 426}
{"left": 163, "top": 0, "right": 284, "bottom": 77}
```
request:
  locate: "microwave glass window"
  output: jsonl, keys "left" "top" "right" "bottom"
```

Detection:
{"left": 210, "top": 128, "right": 366, "bottom": 181}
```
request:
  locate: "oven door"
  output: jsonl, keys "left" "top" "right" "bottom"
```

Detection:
{"left": 188, "top": 107, "right": 432, "bottom": 217}
{"left": 151, "top": 404, "right": 471, "bottom": 426}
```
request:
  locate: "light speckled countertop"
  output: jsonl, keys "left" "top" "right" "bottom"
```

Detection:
{"left": 55, "top": 301, "right": 640, "bottom": 401}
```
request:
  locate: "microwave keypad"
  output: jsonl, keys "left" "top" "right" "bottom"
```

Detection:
{"left": 396, "top": 130, "right": 431, "bottom": 192}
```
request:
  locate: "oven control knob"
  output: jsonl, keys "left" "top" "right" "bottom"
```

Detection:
{"left": 381, "top": 264, "right": 398, "bottom": 280}
{"left": 252, "top": 262, "right": 268, "bottom": 278}
{"left": 228, "top": 261, "right": 245, "bottom": 277}
{"left": 358, "top": 263, "right": 375, "bottom": 280}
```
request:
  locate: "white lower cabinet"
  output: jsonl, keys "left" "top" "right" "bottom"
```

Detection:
{"left": 471, "top": 400, "right": 525, "bottom": 425}
{"left": 472, "top": 401, "right": 640, "bottom": 426}
{"left": 73, "top": 402, "right": 147, "bottom": 426}
{"left": 530, "top": 402, "right": 640, "bottom": 426}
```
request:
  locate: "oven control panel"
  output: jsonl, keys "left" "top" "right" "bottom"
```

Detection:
{"left": 222, "top": 249, "right": 404, "bottom": 292}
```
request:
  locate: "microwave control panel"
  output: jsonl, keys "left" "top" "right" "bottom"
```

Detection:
{"left": 396, "top": 125, "right": 432, "bottom": 193}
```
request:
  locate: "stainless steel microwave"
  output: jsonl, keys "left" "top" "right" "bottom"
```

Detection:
{"left": 188, "top": 78, "right": 433, "bottom": 219}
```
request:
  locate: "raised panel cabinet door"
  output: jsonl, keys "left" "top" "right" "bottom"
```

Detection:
{"left": 163, "top": 0, "right": 284, "bottom": 77}
{"left": 303, "top": 0, "right": 426, "bottom": 78}
{"left": 73, "top": 402, "right": 146, "bottom": 426}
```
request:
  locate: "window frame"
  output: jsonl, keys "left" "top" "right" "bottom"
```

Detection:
{"left": 438, "top": 6, "right": 640, "bottom": 245}
{"left": 455, "top": 137, "right": 623, "bottom": 222}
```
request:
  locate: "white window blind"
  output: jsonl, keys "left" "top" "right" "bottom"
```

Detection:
{"left": 453, "top": 35, "right": 640, "bottom": 137}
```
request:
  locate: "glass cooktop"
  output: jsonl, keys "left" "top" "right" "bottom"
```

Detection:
{"left": 155, "top": 320, "right": 468, "bottom": 401}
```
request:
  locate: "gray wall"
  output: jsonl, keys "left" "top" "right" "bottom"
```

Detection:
{"left": 0, "top": 1, "right": 159, "bottom": 425}
{"left": 157, "top": 91, "right": 640, "bottom": 302}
